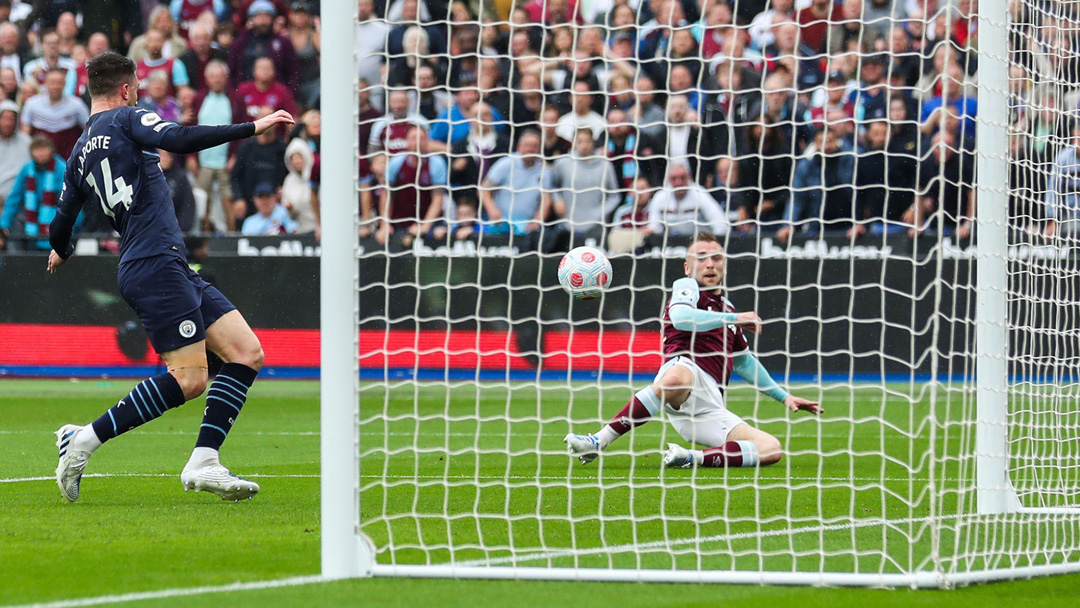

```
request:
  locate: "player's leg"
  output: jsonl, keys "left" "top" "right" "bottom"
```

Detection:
{"left": 663, "top": 421, "right": 781, "bottom": 468}
{"left": 179, "top": 279, "right": 263, "bottom": 500}
{"left": 564, "top": 359, "right": 694, "bottom": 464}
{"left": 55, "top": 258, "right": 209, "bottom": 502}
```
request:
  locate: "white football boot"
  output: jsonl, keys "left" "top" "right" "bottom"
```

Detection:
{"left": 563, "top": 433, "right": 601, "bottom": 465}
{"left": 662, "top": 443, "right": 695, "bottom": 469}
{"left": 55, "top": 424, "right": 94, "bottom": 502}
{"left": 181, "top": 463, "right": 260, "bottom": 501}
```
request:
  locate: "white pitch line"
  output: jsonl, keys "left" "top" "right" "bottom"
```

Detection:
{"left": 0, "top": 430, "right": 920, "bottom": 440}
{"left": 451, "top": 513, "right": 965, "bottom": 568}
{"left": 0, "top": 575, "right": 325, "bottom": 608}
{"left": 0, "top": 473, "right": 319, "bottom": 484}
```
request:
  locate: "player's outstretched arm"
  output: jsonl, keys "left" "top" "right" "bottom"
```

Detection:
{"left": 129, "top": 109, "right": 295, "bottom": 155}
{"left": 731, "top": 351, "right": 823, "bottom": 415}
{"left": 667, "top": 278, "right": 762, "bottom": 333}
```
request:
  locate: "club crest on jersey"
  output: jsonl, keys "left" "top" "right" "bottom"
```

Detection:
{"left": 179, "top": 320, "right": 197, "bottom": 338}
{"left": 140, "top": 112, "right": 162, "bottom": 127}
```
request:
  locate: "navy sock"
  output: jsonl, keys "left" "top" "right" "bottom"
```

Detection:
{"left": 196, "top": 363, "right": 258, "bottom": 450}
{"left": 91, "top": 374, "right": 187, "bottom": 442}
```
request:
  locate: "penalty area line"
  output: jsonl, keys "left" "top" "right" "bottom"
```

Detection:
{"left": 0, "top": 575, "right": 326, "bottom": 608}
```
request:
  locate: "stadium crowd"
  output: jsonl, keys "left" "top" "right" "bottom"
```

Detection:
{"left": 0, "top": 1, "right": 1076, "bottom": 253}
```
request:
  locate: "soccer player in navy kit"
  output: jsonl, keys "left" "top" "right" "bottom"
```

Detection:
{"left": 49, "top": 52, "right": 294, "bottom": 502}
{"left": 565, "top": 232, "right": 823, "bottom": 468}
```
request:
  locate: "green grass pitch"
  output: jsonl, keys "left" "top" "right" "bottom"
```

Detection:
{"left": 2, "top": 379, "right": 1079, "bottom": 607}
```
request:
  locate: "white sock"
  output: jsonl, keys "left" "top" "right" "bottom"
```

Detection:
{"left": 185, "top": 447, "right": 220, "bottom": 471}
{"left": 595, "top": 426, "right": 619, "bottom": 449}
{"left": 691, "top": 449, "right": 704, "bottom": 466}
{"left": 73, "top": 426, "right": 103, "bottom": 453}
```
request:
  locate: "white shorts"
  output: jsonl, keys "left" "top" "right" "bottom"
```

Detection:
{"left": 655, "top": 356, "right": 746, "bottom": 448}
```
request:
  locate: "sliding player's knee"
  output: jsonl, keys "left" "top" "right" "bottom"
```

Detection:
{"left": 757, "top": 435, "right": 783, "bottom": 466}
{"left": 655, "top": 375, "right": 690, "bottom": 409}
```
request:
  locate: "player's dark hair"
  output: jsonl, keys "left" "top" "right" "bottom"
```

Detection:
{"left": 86, "top": 51, "right": 136, "bottom": 99}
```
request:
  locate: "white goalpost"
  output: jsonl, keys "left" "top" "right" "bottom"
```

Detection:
{"left": 321, "top": 0, "right": 1080, "bottom": 587}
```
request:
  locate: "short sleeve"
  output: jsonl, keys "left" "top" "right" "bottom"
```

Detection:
{"left": 669, "top": 277, "right": 699, "bottom": 309}
{"left": 485, "top": 156, "right": 510, "bottom": 187}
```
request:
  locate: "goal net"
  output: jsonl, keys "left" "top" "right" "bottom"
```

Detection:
{"left": 320, "top": 0, "right": 1080, "bottom": 586}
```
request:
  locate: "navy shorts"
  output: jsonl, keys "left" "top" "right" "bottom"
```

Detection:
{"left": 118, "top": 255, "right": 236, "bottom": 354}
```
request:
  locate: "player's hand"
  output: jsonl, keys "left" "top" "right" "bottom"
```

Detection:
{"left": 734, "top": 311, "right": 763, "bottom": 334}
{"left": 253, "top": 110, "right": 295, "bottom": 135}
{"left": 47, "top": 250, "right": 67, "bottom": 274}
{"left": 785, "top": 395, "right": 823, "bottom": 415}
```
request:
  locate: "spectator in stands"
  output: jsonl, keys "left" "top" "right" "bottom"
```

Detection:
{"left": 666, "top": 63, "right": 703, "bottom": 112}
{"left": 242, "top": 181, "right": 298, "bottom": 235}
{"left": 130, "top": 6, "right": 188, "bottom": 62}
{"left": 697, "top": 0, "right": 737, "bottom": 61}
{"left": 547, "top": 128, "right": 620, "bottom": 249}
{"left": 22, "top": 31, "right": 77, "bottom": 92}
{"left": 229, "top": 0, "right": 300, "bottom": 94}
{"left": 796, "top": 0, "right": 843, "bottom": 54}
{"left": 231, "top": 106, "right": 288, "bottom": 223}
{"left": 849, "top": 119, "right": 889, "bottom": 238}
{"left": 909, "top": 128, "right": 975, "bottom": 237}
{"left": 54, "top": 11, "right": 79, "bottom": 57}
{"left": 431, "top": 198, "right": 478, "bottom": 242}
{"left": 655, "top": 94, "right": 704, "bottom": 183}
{"left": 829, "top": 0, "right": 867, "bottom": 53}
{"left": 71, "top": 34, "right": 111, "bottom": 101}
{"left": 605, "top": 107, "right": 656, "bottom": 192}
{"left": 1043, "top": 121, "right": 1080, "bottom": 238}
{"left": 777, "top": 127, "right": 855, "bottom": 244}
{"left": 0, "top": 136, "right": 66, "bottom": 251}
{"left": 287, "top": 2, "right": 320, "bottom": 107}
{"left": 171, "top": 0, "right": 227, "bottom": 41}
{"left": 503, "top": 69, "right": 545, "bottom": 135}
{"left": 523, "top": 0, "right": 583, "bottom": 25}
{"left": 646, "top": 162, "right": 729, "bottom": 239}
{"left": 357, "top": 0, "right": 387, "bottom": 97}
{"left": 0, "top": 67, "right": 18, "bottom": 102}
{"left": 178, "top": 24, "right": 227, "bottom": 93}
{"left": 921, "top": 59, "right": 978, "bottom": 139}
{"left": 190, "top": 60, "right": 234, "bottom": 232}
{"left": 359, "top": 152, "right": 386, "bottom": 240}
{"left": 810, "top": 70, "right": 855, "bottom": 121}
{"left": 865, "top": 0, "right": 907, "bottom": 28}
{"left": 852, "top": 54, "right": 890, "bottom": 124}
{"left": 763, "top": 19, "right": 825, "bottom": 94}
{"left": 540, "top": 105, "right": 570, "bottom": 161}
{"left": 0, "top": 99, "right": 30, "bottom": 213}
{"left": 387, "top": 0, "right": 446, "bottom": 59}
{"left": 747, "top": 72, "right": 814, "bottom": 155}
{"left": 887, "top": 25, "right": 921, "bottom": 88}
{"left": 0, "top": 22, "right": 31, "bottom": 83}
{"left": 661, "top": 28, "right": 703, "bottom": 89}
{"left": 429, "top": 75, "right": 503, "bottom": 150}
{"left": 480, "top": 130, "right": 549, "bottom": 243}
{"left": 19, "top": 68, "right": 87, "bottom": 158}
{"left": 387, "top": 24, "right": 445, "bottom": 89}
{"left": 80, "top": 0, "right": 140, "bottom": 53}
{"left": 138, "top": 70, "right": 183, "bottom": 123}
{"left": 157, "top": 148, "right": 197, "bottom": 233}
{"left": 367, "top": 88, "right": 428, "bottom": 157}
{"left": 379, "top": 126, "right": 448, "bottom": 243}
{"left": 739, "top": 121, "right": 793, "bottom": 226}
{"left": 282, "top": 136, "right": 319, "bottom": 235}
{"left": 555, "top": 81, "right": 606, "bottom": 142}
{"left": 232, "top": 56, "right": 298, "bottom": 122}
{"left": 411, "top": 65, "right": 452, "bottom": 121}
{"left": 449, "top": 102, "right": 509, "bottom": 207}
{"left": 608, "top": 175, "right": 654, "bottom": 254}
{"left": 712, "top": 155, "right": 750, "bottom": 228}
{"left": 135, "top": 29, "right": 192, "bottom": 99}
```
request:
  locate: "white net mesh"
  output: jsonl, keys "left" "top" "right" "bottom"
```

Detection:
{"left": 350, "top": 0, "right": 1080, "bottom": 585}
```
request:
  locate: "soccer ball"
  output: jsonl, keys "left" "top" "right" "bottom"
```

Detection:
{"left": 558, "top": 247, "right": 612, "bottom": 301}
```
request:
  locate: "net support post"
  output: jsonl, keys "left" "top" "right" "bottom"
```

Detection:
{"left": 320, "top": 0, "right": 371, "bottom": 577}
{"left": 975, "top": 0, "right": 1021, "bottom": 515}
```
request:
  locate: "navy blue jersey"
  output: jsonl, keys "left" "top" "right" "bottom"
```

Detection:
{"left": 50, "top": 106, "right": 254, "bottom": 263}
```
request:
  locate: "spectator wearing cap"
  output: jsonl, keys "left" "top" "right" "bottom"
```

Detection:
{"left": 429, "top": 76, "right": 505, "bottom": 151}
{"left": 231, "top": 107, "right": 288, "bottom": 224}
{"left": 232, "top": 56, "right": 298, "bottom": 122}
{"left": 178, "top": 23, "right": 228, "bottom": 93}
{"left": 129, "top": 6, "right": 189, "bottom": 63}
{"left": 242, "top": 181, "right": 298, "bottom": 235}
{"left": 0, "top": 99, "right": 30, "bottom": 207}
{"left": 170, "top": 0, "right": 227, "bottom": 41}
{"left": 286, "top": 0, "right": 321, "bottom": 103}
{"left": 229, "top": 0, "right": 301, "bottom": 94}
{"left": 231, "top": 0, "right": 291, "bottom": 31}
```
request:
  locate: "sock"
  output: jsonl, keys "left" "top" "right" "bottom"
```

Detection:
{"left": 195, "top": 362, "right": 258, "bottom": 451}
{"left": 599, "top": 387, "right": 662, "bottom": 448}
{"left": 697, "top": 440, "right": 760, "bottom": 468}
{"left": 90, "top": 374, "right": 187, "bottom": 443}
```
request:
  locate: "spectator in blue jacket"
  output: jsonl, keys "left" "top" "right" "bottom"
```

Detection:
{"left": 0, "top": 136, "right": 71, "bottom": 251}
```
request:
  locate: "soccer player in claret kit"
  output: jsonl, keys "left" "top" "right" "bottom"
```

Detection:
{"left": 565, "top": 232, "right": 823, "bottom": 468}
{"left": 48, "top": 52, "right": 294, "bottom": 502}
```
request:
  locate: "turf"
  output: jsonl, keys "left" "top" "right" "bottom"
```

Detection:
{"left": 1, "top": 379, "right": 1079, "bottom": 607}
